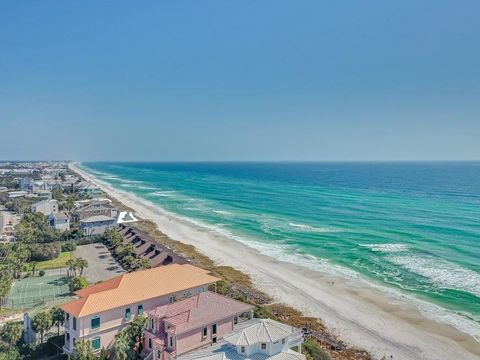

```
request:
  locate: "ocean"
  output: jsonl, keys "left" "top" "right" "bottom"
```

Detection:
{"left": 80, "top": 161, "right": 480, "bottom": 337}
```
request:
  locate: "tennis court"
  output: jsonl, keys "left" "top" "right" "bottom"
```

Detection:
{"left": 6, "top": 274, "right": 71, "bottom": 310}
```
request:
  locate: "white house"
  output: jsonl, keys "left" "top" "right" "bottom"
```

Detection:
{"left": 79, "top": 215, "right": 115, "bottom": 236}
{"left": 49, "top": 212, "right": 70, "bottom": 231}
{"left": 31, "top": 199, "right": 58, "bottom": 216}
{"left": 179, "top": 319, "right": 305, "bottom": 360}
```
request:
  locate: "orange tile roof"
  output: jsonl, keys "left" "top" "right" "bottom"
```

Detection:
{"left": 61, "top": 264, "right": 220, "bottom": 318}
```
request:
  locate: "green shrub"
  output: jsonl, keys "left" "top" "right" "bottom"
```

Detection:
{"left": 61, "top": 241, "right": 77, "bottom": 252}
{"left": 38, "top": 270, "right": 45, "bottom": 277}
{"left": 303, "top": 340, "right": 331, "bottom": 360}
{"left": 77, "top": 235, "right": 103, "bottom": 245}
{"left": 70, "top": 276, "right": 88, "bottom": 291}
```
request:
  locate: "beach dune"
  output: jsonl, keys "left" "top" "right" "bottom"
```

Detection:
{"left": 70, "top": 163, "right": 480, "bottom": 360}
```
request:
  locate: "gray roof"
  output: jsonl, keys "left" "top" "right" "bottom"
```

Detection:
{"left": 179, "top": 344, "right": 305, "bottom": 360}
{"left": 224, "top": 319, "right": 299, "bottom": 346}
{"left": 80, "top": 215, "right": 115, "bottom": 223}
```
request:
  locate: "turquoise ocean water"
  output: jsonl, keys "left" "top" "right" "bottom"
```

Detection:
{"left": 80, "top": 162, "right": 480, "bottom": 337}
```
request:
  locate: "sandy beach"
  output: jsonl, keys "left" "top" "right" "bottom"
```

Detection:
{"left": 70, "top": 163, "right": 480, "bottom": 360}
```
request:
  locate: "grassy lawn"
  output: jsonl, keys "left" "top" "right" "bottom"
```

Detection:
{"left": 35, "top": 251, "right": 72, "bottom": 270}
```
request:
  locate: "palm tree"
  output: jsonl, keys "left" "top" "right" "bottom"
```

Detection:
{"left": 76, "top": 258, "right": 88, "bottom": 276}
{"left": 72, "top": 339, "right": 95, "bottom": 360}
{"left": 32, "top": 310, "right": 52, "bottom": 344}
{"left": 50, "top": 306, "right": 65, "bottom": 336}
{"left": 31, "top": 262, "right": 37, "bottom": 277}
{"left": 111, "top": 332, "right": 131, "bottom": 360}
{"left": 66, "top": 258, "right": 77, "bottom": 277}
{"left": 1, "top": 321, "right": 23, "bottom": 346}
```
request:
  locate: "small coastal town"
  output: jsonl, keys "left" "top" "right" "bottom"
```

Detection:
{"left": 0, "top": 162, "right": 367, "bottom": 360}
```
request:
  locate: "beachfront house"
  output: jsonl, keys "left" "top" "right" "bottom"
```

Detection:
{"left": 73, "top": 199, "right": 118, "bottom": 224}
{"left": 79, "top": 215, "right": 116, "bottom": 236}
{"left": 61, "top": 264, "right": 220, "bottom": 354}
{"left": 48, "top": 211, "right": 70, "bottom": 231}
{"left": 178, "top": 319, "right": 305, "bottom": 360}
{"left": 144, "top": 291, "right": 254, "bottom": 360}
{"left": 76, "top": 181, "right": 102, "bottom": 196}
{"left": 31, "top": 199, "right": 58, "bottom": 216}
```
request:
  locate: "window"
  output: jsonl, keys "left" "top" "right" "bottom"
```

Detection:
{"left": 282, "top": 338, "right": 286, "bottom": 344}
{"left": 91, "top": 337, "right": 101, "bottom": 351}
{"left": 72, "top": 317, "right": 77, "bottom": 331}
{"left": 91, "top": 317, "right": 100, "bottom": 330}
{"left": 137, "top": 304, "right": 144, "bottom": 315}
{"left": 66, "top": 313, "right": 70, "bottom": 321}
{"left": 261, "top": 343, "right": 267, "bottom": 350}
{"left": 157, "top": 350, "right": 161, "bottom": 358}
{"left": 202, "top": 327, "right": 208, "bottom": 338}
{"left": 212, "top": 324, "right": 217, "bottom": 335}
{"left": 169, "top": 295, "right": 177, "bottom": 303}
{"left": 234, "top": 316, "right": 238, "bottom": 325}
{"left": 241, "top": 346, "right": 245, "bottom": 353}
{"left": 149, "top": 338, "right": 152, "bottom": 349}
{"left": 151, "top": 318, "right": 155, "bottom": 331}
{"left": 169, "top": 336, "right": 173, "bottom": 347}
{"left": 125, "top": 308, "right": 131, "bottom": 321}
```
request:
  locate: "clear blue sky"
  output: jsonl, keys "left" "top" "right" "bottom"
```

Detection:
{"left": 1, "top": 1, "right": 479, "bottom": 161}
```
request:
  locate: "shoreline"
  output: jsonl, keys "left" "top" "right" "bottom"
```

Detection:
{"left": 70, "top": 162, "right": 480, "bottom": 360}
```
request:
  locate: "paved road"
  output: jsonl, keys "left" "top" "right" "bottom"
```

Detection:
{"left": 74, "top": 243, "right": 125, "bottom": 283}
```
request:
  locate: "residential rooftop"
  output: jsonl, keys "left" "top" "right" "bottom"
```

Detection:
{"left": 61, "top": 264, "right": 220, "bottom": 317}
{"left": 148, "top": 291, "right": 253, "bottom": 335}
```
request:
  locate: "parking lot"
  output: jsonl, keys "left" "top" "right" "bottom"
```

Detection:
{"left": 74, "top": 243, "right": 125, "bottom": 283}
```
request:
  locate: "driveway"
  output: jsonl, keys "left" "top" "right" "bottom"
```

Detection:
{"left": 74, "top": 243, "right": 125, "bottom": 283}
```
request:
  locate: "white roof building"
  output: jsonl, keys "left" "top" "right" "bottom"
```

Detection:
{"left": 31, "top": 199, "right": 58, "bottom": 216}
{"left": 179, "top": 319, "right": 305, "bottom": 360}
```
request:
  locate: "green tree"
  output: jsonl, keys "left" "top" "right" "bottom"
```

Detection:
{"left": 0, "top": 321, "right": 22, "bottom": 346}
{"left": 31, "top": 261, "right": 37, "bottom": 277}
{"left": 76, "top": 258, "right": 88, "bottom": 276}
{"left": 67, "top": 258, "right": 78, "bottom": 277}
{"left": 50, "top": 306, "right": 65, "bottom": 336}
{"left": 111, "top": 332, "right": 131, "bottom": 360}
{"left": 0, "top": 271, "right": 13, "bottom": 310}
{"left": 136, "top": 258, "right": 150, "bottom": 270}
{"left": 32, "top": 310, "right": 52, "bottom": 344}
{"left": 0, "top": 348, "right": 21, "bottom": 360}
{"left": 72, "top": 338, "right": 95, "bottom": 360}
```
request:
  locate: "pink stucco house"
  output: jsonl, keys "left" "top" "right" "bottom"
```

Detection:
{"left": 61, "top": 264, "right": 220, "bottom": 354}
{"left": 144, "top": 291, "right": 254, "bottom": 360}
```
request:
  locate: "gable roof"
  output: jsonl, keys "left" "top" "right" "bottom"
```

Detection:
{"left": 60, "top": 264, "right": 220, "bottom": 318}
{"left": 224, "top": 319, "right": 299, "bottom": 346}
{"left": 148, "top": 291, "right": 253, "bottom": 335}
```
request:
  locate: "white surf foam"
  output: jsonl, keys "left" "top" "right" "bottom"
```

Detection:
{"left": 150, "top": 191, "right": 176, "bottom": 197}
{"left": 288, "top": 222, "right": 339, "bottom": 233}
{"left": 388, "top": 254, "right": 480, "bottom": 298}
{"left": 361, "top": 243, "right": 409, "bottom": 253}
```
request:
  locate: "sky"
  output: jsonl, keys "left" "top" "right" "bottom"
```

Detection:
{"left": 0, "top": 1, "right": 479, "bottom": 161}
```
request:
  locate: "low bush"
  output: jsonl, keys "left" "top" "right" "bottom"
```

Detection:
{"left": 61, "top": 241, "right": 77, "bottom": 252}
{"left": 303, "top": 340, "right": 331, "bottom": 360}
{"left": 38, "top": 270, "right": 45, "bottom": 277}
{"left": 77, "top": 235, "right": 103, "bottom": 245}
{"left": 70, "top": 276, "right": 88, "bottom": 291}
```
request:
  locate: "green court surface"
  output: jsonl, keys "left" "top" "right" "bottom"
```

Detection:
{"left": 6, "top": 275, "right": 71, "bottom": 310}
